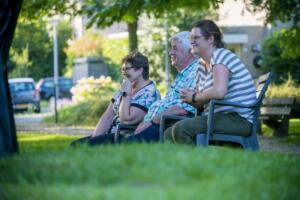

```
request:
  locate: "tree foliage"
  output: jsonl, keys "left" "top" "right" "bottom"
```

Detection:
{"left": 246, "top": 0, "right": 300, "bottom": 84}
{"left": 245, "top": 0, "right": 300, "bottom": 27}
{"left": 10, "top": 20, "right": 51, "bottom": 80}
{"left": 82, "top": 0, "right": 218, "bottom": 27}
{"left": 260, "top": 31, "right": 300, "bottom": 84}
{"left": 101, "top": 37, "right": 128, "bottom": 81}
{"left": 246, "top": 0, "right": 300, "bottom": 59}
{"left": 64, "top": 31, "right": 104, "bottom": 76}
{"left": 277, "top": 28, "right": 300, "bottom": 59}
{"left": 19, "top": 0, "right": 222, "bottom": 62}
{"left": 81, "top": 0, "right": 221, "bottom": 51}
{"left": 20, "top": 0, "right": 77, "bottom": 20}
{"left": 139, "top": 9, "right": 218, "bottom": 85}
{"left": 9, "top": 46, "right": 32, "bottom": 78}
{"left": 10, "top": 19, "right": 72, "bottom": 81}
{"left": 64, "top": 31, "right": 128, "bottom": 81}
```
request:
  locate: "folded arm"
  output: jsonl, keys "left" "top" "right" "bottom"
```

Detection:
{"left": 181, "top": 64, "right": 229, "bottom": 108}
{"left": 119, "top": 94, "right": 147, "bottom": 125}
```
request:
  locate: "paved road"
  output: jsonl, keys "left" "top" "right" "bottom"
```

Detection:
{"left": 15, "top": 111, "right": 93, "bottom": 136}
{"left": 14, "top": 98, "right": 72, "bottom": 124}
{"left": 14, "top": 112, "right": 51, "bottom": 124}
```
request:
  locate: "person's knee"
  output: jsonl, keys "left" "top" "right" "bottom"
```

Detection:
{"left": 162, "top": 121, "right": 184, "bottom": 143}
{"left": 164, "top": 127, "right": 173, "bottom": 142}
{"left": 164, "top": 119, "right": 198, "bottom": 144}
{"left": 171, "top": 120, "right": 195, "bottom": 144}
{"left": 171, "top": 122, "right": 184, "bottom": 143}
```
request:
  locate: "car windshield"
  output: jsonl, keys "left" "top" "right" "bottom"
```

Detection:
{"left": 59, "top": 79, "right": 72, "bottom": 87}
{"left": 43, "top": 78, "right": 72, "bottom": 88}
{"left": 10, "top": 82, "right": 34, "bottom": 93}
{"left": 43, "top": 80, "right": 54, "bottom": 88}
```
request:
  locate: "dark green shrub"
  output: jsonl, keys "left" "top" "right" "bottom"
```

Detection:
{"left": 46, "top": 98, "right": 110, "bottom": 126}
{"left": 261, "top": 30, "right": 300, "bottom": 84}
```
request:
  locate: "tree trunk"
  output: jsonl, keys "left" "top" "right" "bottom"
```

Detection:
{"left": 127, "top": 20, "right": 138, "bottom": 52}
{"left": 0, "top": 0, "right": 22, "bottom": 157}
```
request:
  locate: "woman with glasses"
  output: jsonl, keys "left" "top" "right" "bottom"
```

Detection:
{"left": 71, "top": 51, "right": 160, "bottom": 146}
{"left": 164, "top": 19, "right": 257, "bottom": 144}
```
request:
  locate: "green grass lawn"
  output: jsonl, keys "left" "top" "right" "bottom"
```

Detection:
{"left": 0, "top": 133, "right": 300, "bottom": 200}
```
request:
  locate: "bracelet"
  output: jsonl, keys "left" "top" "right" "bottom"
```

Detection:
{"left": 192, "top": 92, "right": 197, "bottom": 103}
{"left": 150, "top": 119, "right": 159, "bottom": 126}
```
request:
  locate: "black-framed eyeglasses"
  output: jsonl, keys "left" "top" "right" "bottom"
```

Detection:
{"left": 121, "top": 66, "right": 134, "bottom": 71}
{"left": 189, "top": 35, "right": 204, "bottom": 41}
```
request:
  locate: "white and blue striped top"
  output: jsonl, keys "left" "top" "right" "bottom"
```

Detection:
{"left": 199, "top": 48, "right": 256, "bottom": 123}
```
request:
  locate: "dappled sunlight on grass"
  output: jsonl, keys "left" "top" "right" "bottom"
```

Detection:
{"left": 17, "top": 132, "right": 81, "bottom": 153}
{"left": 18, "top": 133, "right": 74, "bottom": 142}
{"left": 0, "top": 132, "right": 299, "bottom": 199}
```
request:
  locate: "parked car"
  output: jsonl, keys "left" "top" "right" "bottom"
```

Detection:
{"left": 36, "top": 77, "right": 73, "bottom": 101}
{"left": 8, "top": 78, "right": 40, "bottom": 113}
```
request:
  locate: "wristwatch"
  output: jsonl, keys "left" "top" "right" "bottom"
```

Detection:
{"left": 122, "top": 91, "right": 127, "bottom": 97}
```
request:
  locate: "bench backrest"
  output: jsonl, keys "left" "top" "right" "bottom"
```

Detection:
{"left": 256, "top": 72, "right": 272, "bottom": 102}
{"left": 262, "top": 98, "right": 295, "bottom": 105}
{"left": 252, "top": 72, "right": 272, "bottom": 131}
{"left": 260, "top": 97, "right": 295, "bottom": 117}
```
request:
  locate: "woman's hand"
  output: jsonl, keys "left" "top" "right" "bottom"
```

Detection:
{"left": 121, "top": 78, "right": 132, "bottom": 93}
{"left": 180, "top": 88, "right": 195, "bottom": 103}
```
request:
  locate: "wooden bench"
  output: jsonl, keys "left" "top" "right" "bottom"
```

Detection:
{"left": 259, "top": 97, "right": 296, "bottom": 137}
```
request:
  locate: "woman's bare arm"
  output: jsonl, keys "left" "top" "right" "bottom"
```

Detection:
{"left": 93, "top": 103, "right": 115, "bottom": 136}
{"left": 119, "top": 94, "right": 147, "bottom": 124}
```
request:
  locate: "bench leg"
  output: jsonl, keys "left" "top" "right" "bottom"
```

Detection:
{"left": 263, "top": 116, "right": 290, "bottom": 137}
{"left": 274, "top": 116, "right": 290, "bottom": 137}
{"left": 256, "top": 120, "right": 263, "bottom": 135}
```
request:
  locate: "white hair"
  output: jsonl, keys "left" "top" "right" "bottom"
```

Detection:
{"left": 170, "top": 31, "right": 192, "bottom": 53}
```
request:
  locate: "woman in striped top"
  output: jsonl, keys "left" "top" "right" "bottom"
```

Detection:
{"left": 164, "top": 19, "right": 257, "bottom": 145}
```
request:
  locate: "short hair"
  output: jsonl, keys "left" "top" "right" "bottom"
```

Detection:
{"left": 192, "top": 19, "right": 225, "bottom": 48}
{"left": 121, "top": 50, "right": 149, "bottom": 80}
{"left": 170, "top": 31, "right": 192, "bottom": 53}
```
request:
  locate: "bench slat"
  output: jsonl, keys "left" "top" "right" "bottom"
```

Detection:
{"left": 260, "top": 107, "right": 292, "bottom": 115}
{"left": 262, "top": 97, "right": 295, "bottom": 106}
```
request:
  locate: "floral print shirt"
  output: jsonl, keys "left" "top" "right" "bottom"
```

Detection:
{"left": 110, "top": 80, "right": 160, "bottom": 133}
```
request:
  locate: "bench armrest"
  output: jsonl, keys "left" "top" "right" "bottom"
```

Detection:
{"left": 202, "top": 99, "right": 256, "bottom": 146}
{"left": 211, "top": 99, "right": 255, "bottom": 109}
{"left": 159, "top": 115, "right": 192, "bottom": 142}
{"left": 117, "top": 124, "right": 138, "bottom": 130}
{"left": 161, "top": 115, "right": 189, "bottom": 121}
{"left": 114, "top": 123, "right": 138, "bottom": 143}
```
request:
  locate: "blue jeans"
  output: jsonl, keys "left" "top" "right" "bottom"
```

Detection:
{"left": 70, "top": 124, "right": 160, "bottom": 147}
{"left": 70, "top": 134, "right": 115, "bottom": 147}
{"left": 122, "top": 124, "right": 160, "bottom": 143}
